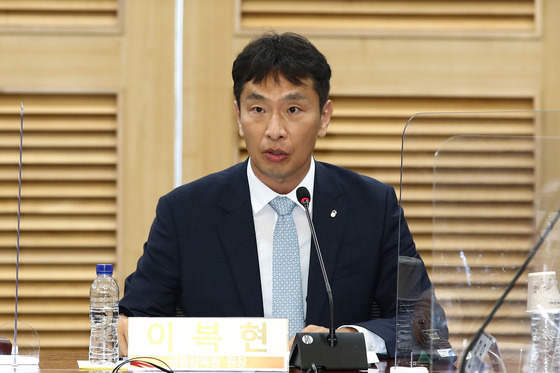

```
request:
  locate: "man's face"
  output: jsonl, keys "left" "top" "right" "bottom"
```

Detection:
{"left": 234, "top": 74, "right": 332, "bottom": 194}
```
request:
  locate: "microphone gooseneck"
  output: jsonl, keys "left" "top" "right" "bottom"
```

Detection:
{"left": 289, "top": 187, "right": 367, "bottom": 370}
{"left": 296, "top": 187, "right": 337, "bottom": 347}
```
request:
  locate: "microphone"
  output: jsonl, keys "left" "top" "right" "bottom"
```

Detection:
{"left": 289, "top": 187, "right": 368, "bottom": 370}
{"left": 296, "top": 187, "right": 336, "bottom": 346}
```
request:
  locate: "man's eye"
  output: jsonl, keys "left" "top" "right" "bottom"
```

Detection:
{"left": 288, "top": 107, "right": 300, "bottom": 114}
{"left": 251, "top": 107, "right": 264, "bottom": 113}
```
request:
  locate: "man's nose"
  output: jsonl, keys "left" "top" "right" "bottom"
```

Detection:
{"left": 265, "top": 112, "right": 286, "bottom": 140}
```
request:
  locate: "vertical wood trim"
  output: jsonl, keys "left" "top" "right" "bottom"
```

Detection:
{"left": 181, "top": 0, "right": 237, "bottom": 183}
{"left": 120, "top": 0, "right": 176, "bottom": 285}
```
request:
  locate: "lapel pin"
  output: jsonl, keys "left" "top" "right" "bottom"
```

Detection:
{"left": 330, "top": 210, "right": 337, "bottom": 218}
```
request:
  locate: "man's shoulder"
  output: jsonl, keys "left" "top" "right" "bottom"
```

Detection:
{"left": 164, "top": 162, "right": 247, "bottom": 202}
{"left": 316, "top": 161, "right": 389, "bottom": 190}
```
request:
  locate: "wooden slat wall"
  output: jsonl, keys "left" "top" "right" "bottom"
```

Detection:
{"left": 238, "top": 95, "right": 537, "bottom": 352}
{"left": 402, "top": 111, "right": 538, "bottom": 352}
{"left": 0, "top": 92, "right": 118, "bottom": 348}
{"left": 0, "top": 0, "right": 122, "bottom": 31}
{"left": 238, "top": 0, "right": 537, "bottom": 35}
{"left": 234, "top": 0, "right": 553, "bottom": 359}
{"left": 0, "top": 0, "right": 551, "bottom": 357}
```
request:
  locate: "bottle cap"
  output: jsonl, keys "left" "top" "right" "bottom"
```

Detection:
{"left": 96, "top": 263, "right": 114, "bottom": 275}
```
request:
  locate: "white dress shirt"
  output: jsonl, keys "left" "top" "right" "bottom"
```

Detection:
{"left": 246, "top": 158, "right": 386, "bottom": 360}
{"left": 247, "top": 159, "right": 314, "bottom": 318}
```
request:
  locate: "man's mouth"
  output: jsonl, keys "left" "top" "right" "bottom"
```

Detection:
{"left": 265, "top": 149, "right": 288, "bottom": 161}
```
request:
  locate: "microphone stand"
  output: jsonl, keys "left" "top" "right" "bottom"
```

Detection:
{"left": 289, "top": 187, "right": 368, "bottom": 370}
{"left": 458, "top": 207, "right": 560, "bottom": 373}
{"left": 300, "top": 198, "right": 337, "bottom": 347}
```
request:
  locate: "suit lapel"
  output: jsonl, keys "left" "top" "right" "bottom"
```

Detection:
{"left": 212, "top": 161, "right": 349, "bottom": 322}
{"left": 305, "top": 162, "right": 349, "bottom": 324}
{"left": 217, "top": 161, "right": 264, "bottom": 317}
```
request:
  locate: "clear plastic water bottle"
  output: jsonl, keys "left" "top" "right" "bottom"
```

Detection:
{"left": 530, "top": 311, "right": 560, "bottom": 373}
{"left": 89, "top": 263, "right": 119, "bottom": 364}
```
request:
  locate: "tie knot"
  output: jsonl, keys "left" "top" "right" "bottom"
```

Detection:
{"left": 269, "top": 196, "right": 296, "bottom": 216}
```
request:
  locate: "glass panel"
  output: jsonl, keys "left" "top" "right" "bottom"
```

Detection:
{"left": 0, "top": 322, "right": 40, "bottom": 365}
{"left": 396, "top": 111, "right": 560, "bottom": 372}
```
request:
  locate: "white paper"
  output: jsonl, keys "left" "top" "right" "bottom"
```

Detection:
{"left": 390, "top": 367, "right": 429, "bottom": 373}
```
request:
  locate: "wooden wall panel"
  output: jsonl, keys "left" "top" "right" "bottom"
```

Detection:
{"left": 181, "top": 0, "right": 237, "bottom": 183}
{"left": 237, "top": 0, "right": 538, "bottom": 35}
{"left": 238, "top": 95, "right": 540, "bottom": 354}
{"left": 0, "top": 0, "right": 176, "bottom": 351}
{"left": 120, "top": 0, "right": 175, "bottom": 282}
{"left": 0, "top": 92, "right": 118, "bottom": 348}
{"left": 230, "top": 0, "right": 559, "bottom": 361}
{"left": 401, "top": 110, "right": 538, "bottom": 352}
{"left": 237, "top": 96, "right": 536, "bottom": 239}
{"left": 0, "top": 0, "right": 557, "bottom": 360}
{"left": 0, "top": 0, "right": 122, "bottom": 31}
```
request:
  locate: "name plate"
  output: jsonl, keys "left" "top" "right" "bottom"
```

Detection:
{"left": 128, "top": 317, "right": 289, "bottom": 371}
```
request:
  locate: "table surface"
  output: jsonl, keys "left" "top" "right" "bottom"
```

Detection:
{"left": 27, "top": 351, "right": 457, "bottom": 373}
{"left": 40, "top": 351, "right": 88, "bottom": 372}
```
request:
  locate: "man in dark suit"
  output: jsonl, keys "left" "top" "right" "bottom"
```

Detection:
{"left": 118, "top": 32, "right": 434, "bottom": 360}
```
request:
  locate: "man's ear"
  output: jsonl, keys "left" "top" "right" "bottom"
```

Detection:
{"left": 234, "top": 101, "right": 244, "bottom": 137}
{"left": 318, "top": 99, "right": 333, "bottom": 138}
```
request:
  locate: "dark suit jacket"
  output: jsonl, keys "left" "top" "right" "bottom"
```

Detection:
{"left": 119, "top": 160, "right": 433, "bottom": 357}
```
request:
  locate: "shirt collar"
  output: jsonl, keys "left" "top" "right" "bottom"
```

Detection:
{"left": 247, "top": 157, "right": 315, "bottom": 214}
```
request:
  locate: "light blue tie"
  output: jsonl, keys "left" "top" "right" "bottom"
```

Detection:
{"left": 269, "top": 196, "right": 305, "bottom": 338}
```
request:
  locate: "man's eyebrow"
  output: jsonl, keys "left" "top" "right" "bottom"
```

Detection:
{"left": 244, "top": 92, "right": 309, "bottom": 101}
{"left": 282, "top": 93, "right": 308, "bottom": 101}
{"left": 245, "top": 92, "right": 266, "bottom": 101}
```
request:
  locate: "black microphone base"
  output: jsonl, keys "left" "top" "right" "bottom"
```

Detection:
{"left": 289, "top": 333, "right": 368, "bottom": 370}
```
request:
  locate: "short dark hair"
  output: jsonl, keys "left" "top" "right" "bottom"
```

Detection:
{"left": 232, "top": 32, "right": 331, "bottom": 110}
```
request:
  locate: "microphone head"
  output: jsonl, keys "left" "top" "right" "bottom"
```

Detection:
{"left": 296, "top": 187, "right": 311, "bottom": 206}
